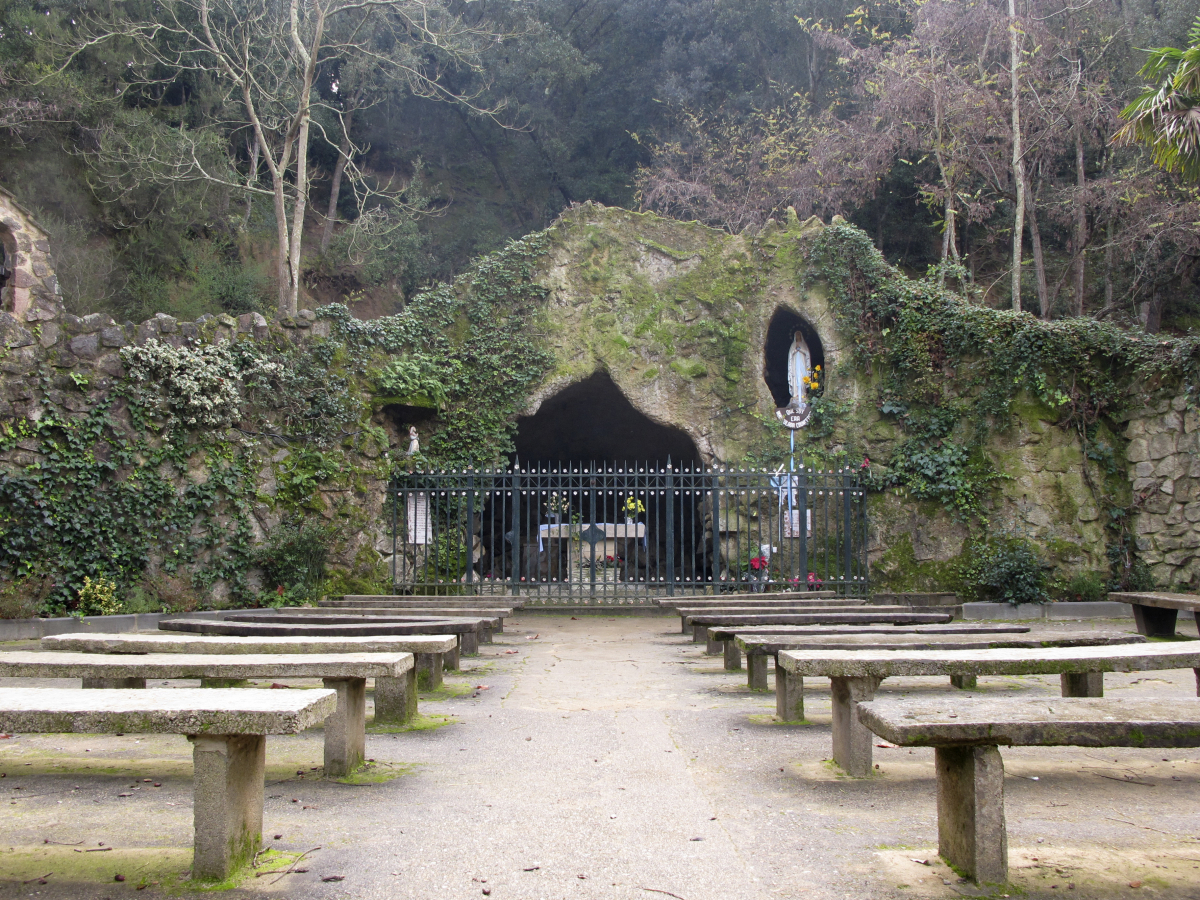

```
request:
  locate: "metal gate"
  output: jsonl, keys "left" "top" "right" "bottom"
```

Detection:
{"left": 387, "top": 462, "right": 868, "bottom": 605}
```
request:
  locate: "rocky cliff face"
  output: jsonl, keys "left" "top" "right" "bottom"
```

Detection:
{"left": 0, "top": 202, "right": 1195, "bottom": 614}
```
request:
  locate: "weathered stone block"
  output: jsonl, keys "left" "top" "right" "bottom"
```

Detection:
{"left": 37, "top": 321, "right": 59, "bottom": 348}
{"left": 155, "top": 313, "right": 178, "bottom": 333}
{"left": 1127, "top": 438, "right": 1149, "bottom": 462}
{"left": 68, "top": 333, "right": 100, "bottom": 359}
{"left": 99, "top": 326, "right": 126, "bottom": 348}
{"left": 95, "top": 354, "right": 124, "bottom": 377}
{"left": 0, "top": 346, "right": 40, "bottom": 375}
{"left": 1149, "top": 433, "right": 1176, "bottom": 460}
{"left": 1125, "top": 419, "right": 1147, "bottom": 439}
{"left": 1135, "top": 461, "right": 1155, "bottom": 478}
{"left": 79, "top": 313, "right": 113, "bottom": 333}
{"left": 0, "top": 312, "right": 35, "bottom": 349}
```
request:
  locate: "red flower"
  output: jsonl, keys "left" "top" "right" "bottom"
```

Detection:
{"left": 749, "top": 556, "right": 768, "bottom": 571}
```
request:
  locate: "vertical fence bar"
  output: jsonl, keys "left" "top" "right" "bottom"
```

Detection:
{"left": 510, "top": 466, "right": 521, "bottom": 596}
{"left": 665, "top": 462, "right": 675, "bottom": 597}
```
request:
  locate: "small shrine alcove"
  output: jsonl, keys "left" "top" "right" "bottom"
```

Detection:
{"left": 763, "top": 307, "right": 825, "bottom": 408}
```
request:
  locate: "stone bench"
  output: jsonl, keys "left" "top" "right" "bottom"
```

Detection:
{"left": 339, "top": 594, "right": 527, "bottom": 608}
{"left": 161, "top": 615, "right": 484, "bottom": 655}
{"left": 686, "top": 610, "right": 953, "bottom": 642}
{"left": 655, "top": 591, "right": 839, "bottom": 606}
{"left": 708, "top": 624, "right": 1034, "bottom": 669}
{"left": 675, "top": 604, "right": 871, "bottom": 635}
{"left": 0, "top": 686, "right": 336, "bottom": 881}
{"left": 1109, "top": 591, "right": 1200, "bottom": 637}
{"left": 264, "top": 606, "right": 513, "bottom": 633}
{"left": 856, "top": 697, "right": 1200, "bottom": 884}
{"left": 776, "top": 642, "right": 1200, "bottom": 777}
{"left": 41, "top": 633, "right": 458, "bottom": 715}
{"left": 223, "top": 612, "right": 498, "bottom": 647}
{"left": 736, "top": 630, "right": 1144, "bottom": 699}
{"left": 0, "top": 651, "right": 411, "bottom": 776}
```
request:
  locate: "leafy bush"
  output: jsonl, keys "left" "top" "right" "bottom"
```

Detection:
{"left": 252, "top": 520, "right": 337, "bottom": 605}
{"left": 960, "top": 536, "right": 1048, "bottom": 605}
{"left": 76, "top": 575, "right": 122, "bottom": 616}
{"left": 376, "top": 354, "right": 458, "bottom": 410}
{"left": 1055, "top": 570, "right": 1108, "bottom": 603}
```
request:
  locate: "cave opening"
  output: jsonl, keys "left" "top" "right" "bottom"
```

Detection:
{"left": 763, "top": 307, "right": 825, "bottom": 407}
{"left": 512, "top": 370, "right": 700, "bottom": 467}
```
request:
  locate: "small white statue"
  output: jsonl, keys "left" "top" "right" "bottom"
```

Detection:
{"left": 406, "top": 425, "right": 420, "bottom": 456}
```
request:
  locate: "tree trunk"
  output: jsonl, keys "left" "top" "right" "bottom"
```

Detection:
{"left": 1073, "top": 129, "right": 1086, "bottom": 316}
{"left": 1140, "top": 290, "right": 1163, "bottom": 334}
{"left": 1026, "top": 175, "right": 1049, "bottom": 318}
{"left": 320, "top": 108, "right": 354, "bottom": 254}
{"left": 243, "top": 135, "right": 260, "bottom": 232}
{"left": 1008, "top": 0, "right": 1025, "bottom": 312}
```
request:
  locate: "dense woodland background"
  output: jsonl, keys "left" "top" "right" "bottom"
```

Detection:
{"left": 1, "top": 0, "right": 1197, "bottom": 330}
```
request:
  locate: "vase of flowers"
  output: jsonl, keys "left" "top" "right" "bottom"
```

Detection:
{"left": 746, "top": 555, "right": 770, "bottom": 593}
{"left": 546, "top": 491, "right": 570, "bottom": 524}
{"left": 621, "top": 495, "right": 645, "bottom": 525}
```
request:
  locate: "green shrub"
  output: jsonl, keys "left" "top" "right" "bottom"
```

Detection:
{"left": 76, "top": 576, "right": 122, "bottom": 616}
{"left": 1055, "top": 570, "right": 1107, "bottom": 603}
{"left": 960, "top": 536, "right": 1047, "bottom": 605}
{"left": 252, "top": 520, "right": 337, "bottom": 605}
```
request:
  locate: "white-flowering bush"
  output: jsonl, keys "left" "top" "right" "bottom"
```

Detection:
{"left": 121, "top": 339, "right": 280, "bottom": 428}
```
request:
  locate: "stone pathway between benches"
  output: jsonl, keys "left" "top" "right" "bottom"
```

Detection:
{"left": 2, "top": 616, "right": 1200, "bottom": 899}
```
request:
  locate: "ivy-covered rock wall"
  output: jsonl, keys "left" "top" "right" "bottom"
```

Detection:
{"left": 1, "top": 201, "right": 1197, "bottom": 616}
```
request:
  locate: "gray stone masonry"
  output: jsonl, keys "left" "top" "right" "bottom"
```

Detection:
{"left": 41, "top": 633, "right": 453, "bottom": 723}
{"left": 856, "top": 696, "right": 1200, "bottom": 883}
{"left": 0, "top": 650, "right": 412, "bottom": 776}
{"left": 1110, "top": 591, "right": 1200, "bottom": 637}
{"left": 0, "top": 686, "right": 333, "bottom": 882}
{"left": 776, "top": 642, "right": 1200, "bottom": 777}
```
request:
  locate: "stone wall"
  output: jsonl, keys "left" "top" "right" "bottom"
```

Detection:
{"left": 0, "top": 188, "right": 62, "bottom": 351}
{"left": 1125, "top": 395, "right": 1200, "bottom": 589}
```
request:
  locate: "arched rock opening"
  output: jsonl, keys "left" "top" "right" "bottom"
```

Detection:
{"left": 763, "top": 307, "right": 825, "bottom": 407}
{"left": 513, "top": 371, "right": 700, "bottom": 466}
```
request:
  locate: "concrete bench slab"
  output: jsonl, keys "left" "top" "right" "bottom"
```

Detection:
{"left": 340, "top": 594, "right": 526, "bottom": 608}
{"left": 856, "top": 697, "right": 1200, "bottom": 883}
{"left": 776, "top": 641, "right": 1200, "bottom": 777}
{"left": 709, "top": 624, "right": 1033, "bottom": 667}
{"left": 0, "top": 651, "right": 412, "bottom": 776}
{"left": 686, "top": 611, "right": 953, "bottom": 642}
{"left": 681, "top": 605, "right": 902, "bottom": 638}
{"left": 0, "top": 686, "right": 336, "bottom": 881}
{"left": 655, "top": 591, "right": 839, "bottom": 606}
{"left": 160, "top": 617, "right": 483, "bottom": 655}
{"left": 41, "top": 633, "right": 458, "bottom": 717}
{"left": 231, "top": 614, "right": 504, "bottom": 643}
{"left": 738, "top": 631, "right": 1144, "bottom": 715}
{"left": 1109, "top": 592, "right": 1200, "bottom": 637}
{"left": 283, "top": 606, "right": 512, "bottom": 632}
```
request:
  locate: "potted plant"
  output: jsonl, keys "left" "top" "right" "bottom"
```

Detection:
{"left": 621, "top": 495, "right": 645, "bottom": 525}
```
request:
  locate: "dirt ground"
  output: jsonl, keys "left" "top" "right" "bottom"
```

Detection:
{"left": 0, "top": 614, "right": 1198, "bottom": 900}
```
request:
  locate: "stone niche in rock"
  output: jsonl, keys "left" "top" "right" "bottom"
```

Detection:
{"left": 763, "top": 306, "right": 826, "bottom": 409}
{"left": 513, "top": 370, "right": 700, "bottom": 466}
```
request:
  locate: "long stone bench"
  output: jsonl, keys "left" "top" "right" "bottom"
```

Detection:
{"left": 0, "top": 686, "right": 336, "bottom": 881}
{"left": 160, "top": 616, "right": 484, "bottom": 655}
{"left": 261, "top": 606, "right": 513, "bottom": 633}
{"left": 1109, "top": 591, "right": 1200, "bottom": 637}
{"left": 857, "top": 697, "right": 1200, "bottom": 884}
{"left": 0, "top": 651, "right": 411, "bottom": 776}
{"left": 676, "top": 604, "right": 873, "bottom": 635}
{"left": 776, "top": 642, "right": 1200, "bottom": 776}
{"left": 686, "top": 610, "right": 953, "bottom": 642}
{"left": 41, "top": 633, "right": 458, "bottom": 714}
{"left": 736, "top": 630, "right": 1145, "bottom": 698}
{"left": 655, "top": 591, "right": 839, "bottom": 606}
{"left": 223, "top": 612, "right": 498, "bottom": 646}
{"left": 339, "top": 594, "right": 527, "bottom": 608}
{"left": 708, "top": 624, "right": 1034, "bottom": 669}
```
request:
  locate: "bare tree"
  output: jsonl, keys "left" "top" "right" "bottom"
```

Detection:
{"left": 51, "top": 0, "right": 505, "bottom": 318}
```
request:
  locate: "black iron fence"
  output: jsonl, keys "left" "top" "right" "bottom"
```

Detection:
{"left": 387, "top": 462, "right": 868, "bottom": 605}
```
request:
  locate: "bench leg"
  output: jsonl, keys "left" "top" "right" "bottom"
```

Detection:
{"left": 461, "top": 630, "right": 480, "bottom": 656}
{"left": 936, "top": 745, "right": 1007, "bottom": 884}
{"left": 188, "top": 734, "right": 265, "bottom": 882}
{"left": 417, "top": 652, "right": 444, "bottom": 690}
{"left": 724, "top": 641, "right": 742, "bottom": 671}
{"left": 1060, "top": 671, "right": 1103, "bottom": 697}
{"left": 445, "top": 643, "right": 460, "bottom": 671}
{"left": 482, "top": 626, "right": 494, "bottom": 644}
{"left": 706, "top": 634, "right": 722, "bottom": 655}
{"left": 682, "top": 617, "right": 690, "bottom": 635}
{"left": 374, "top": 670, "right": 418, "bottom": 725}
{"left": 950, "top": 675, "right": 977, "bottom": 690}
{"left": 747, "top": 653, "right": 770, "bottom": 691}
{"left": 1195, "top": 668, "right": 1200, "bottom": 698}
{"left": 830, "top": 675, "right": 883, "bottom": 777}
{"left": 1132, "top": 604, "right": 1178, "bottom": 637}
{"left": 322, "top": 677, "right": 366, "bottom": 776}
{"left": 495, "top": 619, "right": 503, "bottom": 633}
{"left": 692, "top": 623, "right": 707, "bottom": 643}
{"left": 776, "top": 667, "right": 804, "bottom": 721}
{"left": 82, "top": 677, "right": 146, "bottom": 689}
